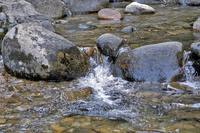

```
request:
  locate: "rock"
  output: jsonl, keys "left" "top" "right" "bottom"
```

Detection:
{"left": 25, "top": 0, "right": 65, "bottom": 19}
{"left": 98, "top": 8, "right": 123, "bottom": 20}
{"left": 95, "top": 125, "right": 123, "bottom": 133}
{"left": 80, "top": 122, "right": 93, "bottom": 129}
{"left": 50, "top": 124, "right": 67, "bottom": 133}
{"left": 84, "top": 47, "right": 95, "bottom": 57}
{"left": 2, "top": 23, "right": 89, "bottom": 81}
{"left": 55, "top": 20, "right": 69, "bottom": 25}
{"left": 59, "top": 117, "right": 74, "bottom": 127}
{"left": 0, "top": 118, "right": 6, "bottom": 124}
{"left": 71, "top": 122, "right": 81, "bottom": 128}
{"left": 121, "top": 26, "right": 134, "bottom": 34}
{"left": 124, "top": 2, "right": 155, "bottom": 15}
{"left": 193, "top": 18, "right": 200, "bottom": 31}
{"left": 62, "top": 0, "right": 109, "bottom": 14}
{"left": 60, "top": 87, "right": 93, "bottom": 102}
{"left": 1, "top": 0, "right": 54, "bottom": 32}
{"left": 78, "top": 24, "right": 98, "bottom": 30}
{"left": 113, "top": 42, "right": 183, "bottom": 83}
{"left": 0, "top": 12, "right": 6, "bottom": 23}
{"left": 96, "top": 33, "right": 125, "bottom": 60}
{"left": 4, "top": 114, "right": 20, "bottom": 120}
{"left": 0, "top": 76, "right": 8, "bottom": 83}
{"left": 190, "top": 42, "right": 200, "bottom": 59}
{"left": 177, "top": 0, "right": 200, "bottom": 5}
{"left": 15, "top": 105, "right": 31, "bottom": 111}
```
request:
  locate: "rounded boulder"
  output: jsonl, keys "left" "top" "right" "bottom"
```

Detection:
{"left": 96, "top": 33, "right": 125, "bottom": 60}
{"left": 113, "top": 42, "right": 183, "bottom": 83}
{"left": 98, "top": 8, "right": 124, "bottom": 20}
{"left": 124, "top": 2, "right": 155, "bottom": 15}
{"left": 2, "top": 23, "right": 89, "bottom": 81}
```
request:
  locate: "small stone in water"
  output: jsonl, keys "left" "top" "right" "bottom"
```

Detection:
{"left": 71, "top": 122, "right": 81, "bottom": 128}
{"left": 0, "top": 118, "right": 6, "bottom": 124}
{"left": 55, "top": 20, "right": 69, "bottom": 24}
{"left": 84, "top": 47, "right": 94, "bottom": 57}
{"left": 0, "top": 76, "right": 8, "bottom": 83}
{"left": 66, "top": 30, "right": 76, "bottom": 34}
{"left": 15, "top": 105, "right": 31, "bottom": 112}
{"left": 4, "top": 114, "right": 20, "bottom": 120}
{"left": 50, "top": 124, "right": 67, "bottom": 133}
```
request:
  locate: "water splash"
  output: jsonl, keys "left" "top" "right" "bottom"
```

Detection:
{"left": 77, "top": 56, "right": 129, "bottom": 104}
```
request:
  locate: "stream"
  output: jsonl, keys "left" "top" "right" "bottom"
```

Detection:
{"left": 1, "top": 2, "right": 200, "bottom": 133}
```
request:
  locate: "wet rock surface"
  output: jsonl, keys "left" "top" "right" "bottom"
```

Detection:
{"left": 190, "top": 42, "right": 200, "bottom": 59}
{"left": 61, "top": 0, "right": 109, "bottom": 14}
{"left": 0, "top": 0, "right": 54, "bottom": 32}
{"left": 113, "top": 42, "right": 183, "bottom": 82}
{"left": 124, "top": 2, "right": 156, "bottom": 14}
{"left": 25, "top": 0, "right": 66, "bottom": 19}
{"left": 96, "top": 33, "right": 125, "bottom": 60}
{"left": 193, "top": 18, "right": 200, "bottom": 31}
{"left": 2, "top": 23, "right": 89, "bottom": 80}
{"left": 121, "top": 26, "right": 134, "bottom": 34}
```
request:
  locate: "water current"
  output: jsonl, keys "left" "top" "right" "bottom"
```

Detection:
{"left": 1, "top": 2, "right": 200, "bottom": 133}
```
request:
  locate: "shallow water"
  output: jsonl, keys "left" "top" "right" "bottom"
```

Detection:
{"left": 1, "top": 2, "right": 200, "bottom": 133}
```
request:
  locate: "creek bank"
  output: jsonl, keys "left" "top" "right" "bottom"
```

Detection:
{"left": 2, "top": 23, "right": 89, "bottom": 80}
{"left": 112, "top": 42, "right": 183, "bottom": 83}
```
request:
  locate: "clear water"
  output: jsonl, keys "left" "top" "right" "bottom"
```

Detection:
{"left": 1, "top": 2, "right": 200, "bottom": 133}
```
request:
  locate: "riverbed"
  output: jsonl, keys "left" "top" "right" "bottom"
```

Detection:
{"left": 1, "top": 2, "right": 200, "bottom": 133}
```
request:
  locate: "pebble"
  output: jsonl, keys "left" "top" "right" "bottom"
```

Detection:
{"left": 50, "top": 124, "right": 67, "bottom": 133}
{"left": 98, "top": 8, "right": 123, "bottom": 20}
{"left": 95, "top": 125, "right": 122, "bottom": 133}
{"left": 55, "top": 20, "right": 69, "bottom": 25}
{"left": 84, "top": 47, "right": 94, "bottom": 57}
{"left": 0, "top": 118, "right": 6, "bottom": 124}
{"left": 15, "top": 105, "right": 31, "bottom": 112}
{"left": 5, "top": 114, "right": 20, "bottom": 120}
{"left": 71, "top": 122, "right": 81, "bottom": 128}
{"left": 80, "top": 122, "right": 93, "bottom": 129}
{"left": 59, "top": 117, "right": 74, "bottom": 127}
{"left": 0, "top": 76, "right": 8, "bottom": 83}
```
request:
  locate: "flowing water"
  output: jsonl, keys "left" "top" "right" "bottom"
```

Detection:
{"left": 1, "top": 2, "right": 200, "bottom": 133}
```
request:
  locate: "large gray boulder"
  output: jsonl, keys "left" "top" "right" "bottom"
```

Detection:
{"left": 25, "top": 0, "right": 66, "bottom": 19}
{"left": 193, "top": 18, "right": 200, "bottom": 31}
{"left": 62, "top": 0, "right": 109, "bottom": 14}
{"left": 96, "top": 33, "right": 125, "bottom": 60}
{"left": 124, "top": 2, "right": 155, "bottom": 15}
{"left": 2, "top": 23, "right": 89, "bottom": 80}
{"left": 113, "top": 42, "right": 183, "bottom": 83}
{"left": 1, "top": 0, "right": 54, "bottom": 32}
{"left": 177, "top": 0, "right": 200, "bottom": 5}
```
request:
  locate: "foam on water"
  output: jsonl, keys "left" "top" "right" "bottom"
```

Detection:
{"left": 77, "top": 56, "right": 129, "bottom": 105}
